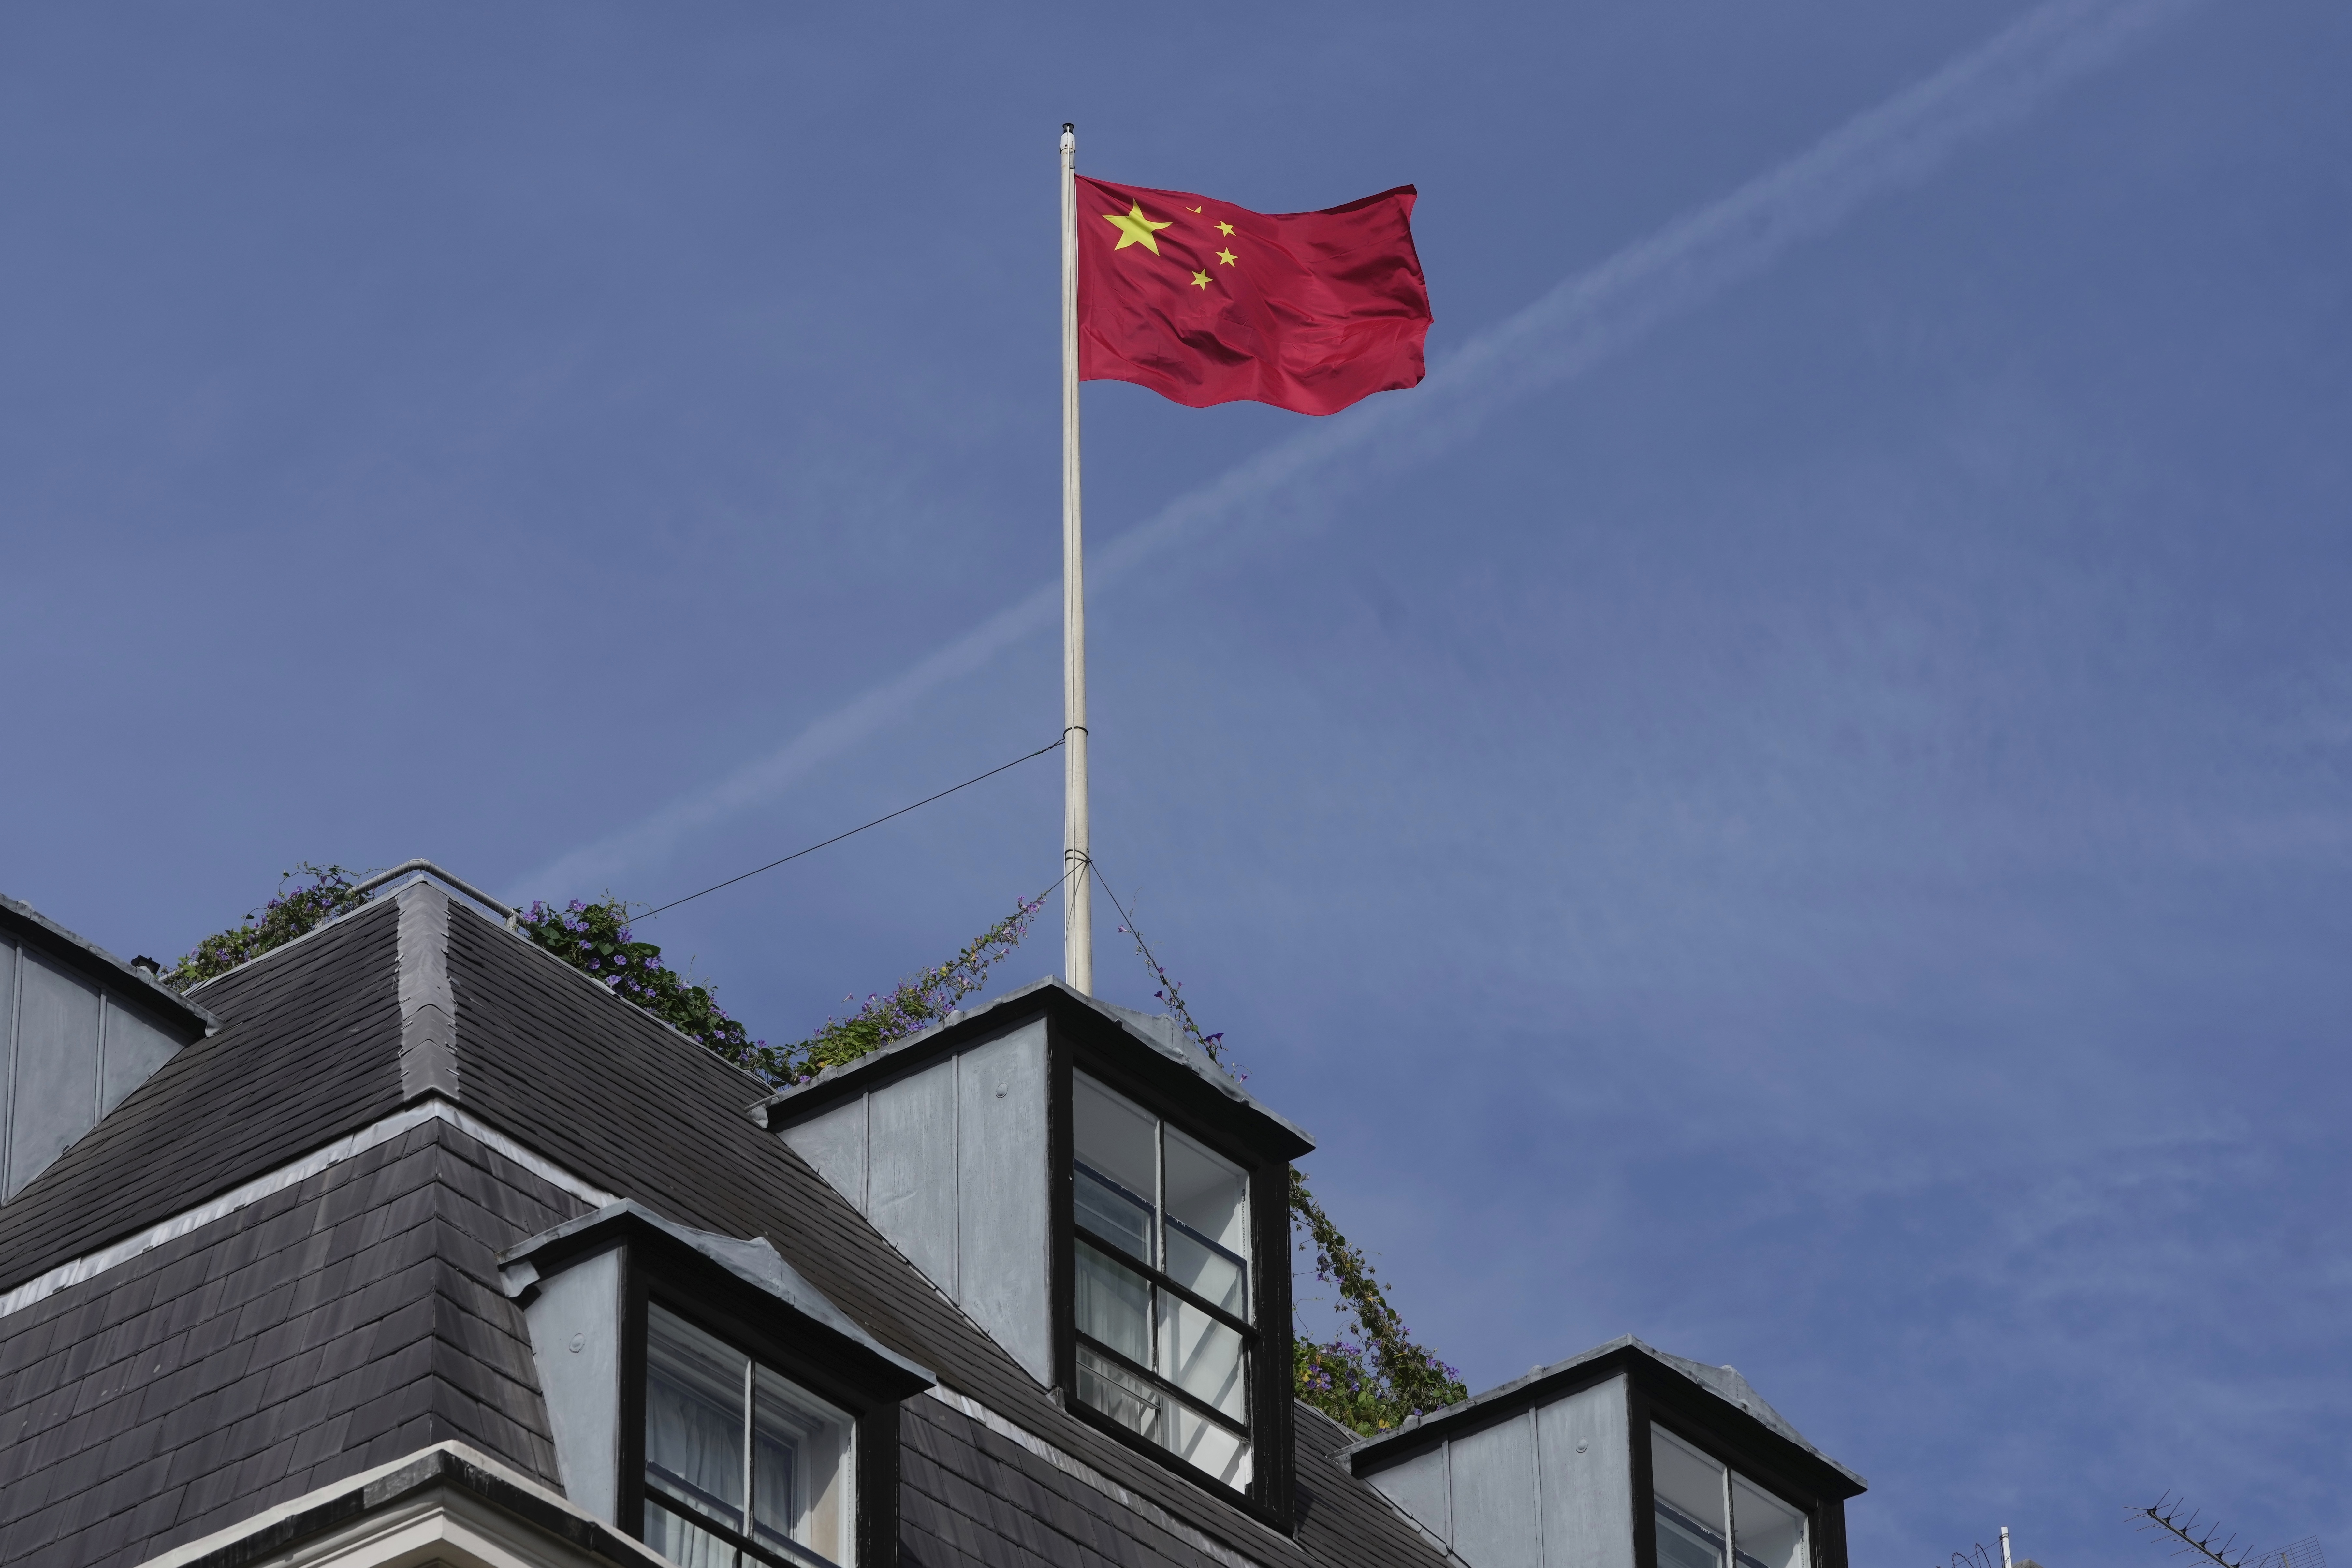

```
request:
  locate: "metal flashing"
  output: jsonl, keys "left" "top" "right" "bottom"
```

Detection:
{"left": 350, "top": 859, "right": 519, "bottom": 922}
{"left": 754, "top": 974, "right": 1315, "bottom": 1154}
{"left": 0, "top": 889, "right": 217, "bottom": 1038}
{"left": 396, "top": 881, "right": 460, "bottom": 1101}
{"left": 0, "top": 1096, "right": 614, "bottom": 1320}
{"left": 131, "top": 1440, "right": 672, "bottom": 1568}
{"left": 1344, "top": 1335, "right": 1866, "bottom": 1491}
{"left": 496, "top": 1198, "right": 935, "bottom": 1387}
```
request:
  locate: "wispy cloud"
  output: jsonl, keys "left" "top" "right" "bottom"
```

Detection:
{"left": 518, "top": 0, "right": 2209, "bottom": 901}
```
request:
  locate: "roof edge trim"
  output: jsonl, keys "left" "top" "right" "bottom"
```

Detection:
{"left": 133, "top": 1440, "right": 672, "bottom": 1568}
{"left": 1343, "top": 1336, "right": 1866, "bottom": 1492}
{"left": 498, "top": 1200, "right": 935, "bottom": 1389}
{"left": 353, "top": 860, "right": 519, "bottom": 924}
{"left": 0, "top": 891, "right": 217, "bottom": 1037}
{"left": 754, "top": 975, "right": 1314, "bottom": 1155}
{"left": 0, "top": 1096, "right": 614, "bottom": 1317}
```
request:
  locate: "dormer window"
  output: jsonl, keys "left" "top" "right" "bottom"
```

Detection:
{"left": 757, "top": 983, "right": 1313, "bottom": 1522}
{"left": 643, "top": 1304, "right": 858, "bottom": 1568}
{"left": 1069, "top": 1072, "right": 1254, "bottom": 1488}
{"left": 1348, "top": 1339, "right": 1861, "bottom": 1568}
{"left": 1652, "top": 1425, "right": 1809, "bottom": 1568}
{"left": 497, "top": 1202, "right": 932, "bottom": 1568}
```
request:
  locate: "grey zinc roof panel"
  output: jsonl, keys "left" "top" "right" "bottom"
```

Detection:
{"left": 756, "top": 975, "right": 1315, "bottom": 1156}
{"left": 0, "top": 1116, "right": 586, "bottom": 1568}
{"left": 1343, "top": 1334, "right": 1866, "bottom": 1492}
{"left": 0, "top": 900, "right": 409, "bottom": 1295}
{"left": 0, "top": 890, "right": 218, "bottom": 1040}
{"left": 500, "top": 1201, "right": 934, "bottom": 1385}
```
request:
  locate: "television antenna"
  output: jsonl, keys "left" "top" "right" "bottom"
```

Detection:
{"left": 2138, "top": 1495, "right": 2325, "bottom": 1568}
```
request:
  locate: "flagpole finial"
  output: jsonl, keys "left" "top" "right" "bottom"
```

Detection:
{"left": 1061, "top": 123, "right": 1075, "bottom": 153}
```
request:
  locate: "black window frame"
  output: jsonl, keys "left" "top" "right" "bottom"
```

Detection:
{"left": 1049, "top": 1007, "right": 1305, "bottom": 1529}
{"left": 516, "top": 1215, "right": 925, "bottom": 1568}
{"left": 624, "top": 1257, "right": 906, "bottom": 1568}
{"left": 1629, "top": 1373, "right": 1849, "bottom": 1568}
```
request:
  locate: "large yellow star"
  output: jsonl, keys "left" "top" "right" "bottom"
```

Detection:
{"left": 1215, "top": 220, "right": 1235, "bottom": 236}
{"left": 1214, "top": 248, "right": 1237, "bottom": 266}
{"left": 1189, "top": 269, "right": 1212, "bottom": 289}
{"left": 1103, "top": 203, "right": 1172, "bottom": 254}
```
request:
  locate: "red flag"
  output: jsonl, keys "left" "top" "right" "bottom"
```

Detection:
{"left": 1076, "top": 176, "right": 1430, "bottom": 417}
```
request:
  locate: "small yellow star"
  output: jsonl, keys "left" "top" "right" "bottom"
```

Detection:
{"left": 1215, "top": 220, "right": 1235, "bottom": 236}
{"left": 1187, "top": 204, "right": 1203, "bottom": 213}
{"left": 1215, "top": 248, "right": 1237, "bottom": 266}
{"left": 1103, "top": 203, "right": 1172, "bottom": 254}
{"left": 1189, "top": 269, "right": 1212, "bottom": 289}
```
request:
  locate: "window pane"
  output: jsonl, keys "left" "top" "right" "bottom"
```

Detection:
{"left": 1162, "top": 1127, "right": 1248, "bottom": 1260}
{"left": 1652, "top": 1427, "right": 1728, "bottom": 1568}
{"left": 647, "top": 1501, "right": 740, "bottom": 1568}
{"left": 753, "top": 1366, "right": 857, "bottom": 1568}
{"left": 647, "top": 1306, "right": 748, "bottom": 1530}
{"left": 1164, "top": 1224, "right": 1247, "bottom": 1321}
{"left": 1076, "top": 1342, "right": 1162, "bottom": 1438}
{"left": 1074, "top": 1164, "right": 1153, "bottom": 1266}
{"left": 1164, "top": 1399, "right": 1253, "bottom": 1491}
{"left": 1157, "top": 1297, "right": 1247, "bottom": 1423}
{"left": 1074, "top": 1074, "right": 1158, "bottom": 1238}
{"left": 1074, "top": 1242, "right": 1153, "bottom": 1365}
{"left": 1733, "top": 1475, "right": 1807, "bottom": 1568}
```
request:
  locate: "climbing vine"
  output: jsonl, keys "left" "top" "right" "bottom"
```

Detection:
{"left": 1289, "top": 1169, "right": 1467, "bottom": 1433}
{"left": 776, "top": 891, "right": 1045, "bottom": 1083}
{"left": 515, "top": 897, "right": 771, "bottom": 1069}
{"left": 1113, "top": 901, "right": 1465, "bottom": 1433}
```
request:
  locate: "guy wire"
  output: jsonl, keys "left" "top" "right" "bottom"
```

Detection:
{"left": 633, "top": 737, "right": 1064, "bottom": 921}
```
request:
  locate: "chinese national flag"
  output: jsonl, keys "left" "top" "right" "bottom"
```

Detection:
{"left": 1077, "top": 176, "right": 1430, "bottom": 417}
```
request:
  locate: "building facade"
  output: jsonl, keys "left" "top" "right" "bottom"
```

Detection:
{"left": 0, "top": 872, "right": 1863, "bottom": 1568}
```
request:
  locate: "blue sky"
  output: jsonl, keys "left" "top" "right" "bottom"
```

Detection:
{"left": 4, "top": 3, "right": 2347, "bottom": 1564}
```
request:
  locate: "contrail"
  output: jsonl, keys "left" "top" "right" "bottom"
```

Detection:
{"left": 519, "top": 0, "right": 2207, "bottom": 901}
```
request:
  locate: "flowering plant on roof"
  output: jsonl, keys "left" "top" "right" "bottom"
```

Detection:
{"left": 516, "top": 896, "right": 775, "bottom": 1073}
{"left": 166, "top": 863, "right": 366, "bottom": 991}
{"left": 1109, "top": 895, "right": 1464, "bottom": 1433}
{"left": 1291, "top": 1166, "right": 1467, "bottom": 1434}
{"left": 775, "top": 891, "right": 1045, "bottom": 1084}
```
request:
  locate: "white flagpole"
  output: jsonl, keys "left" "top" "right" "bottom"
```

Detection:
{"left": 1059, "top": 122, "right": 1093, "bottom": 994}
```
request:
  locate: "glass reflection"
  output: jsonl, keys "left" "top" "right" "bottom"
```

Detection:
{"left": 1733, "top": 1475, "right": 1808, "bottom": 1568}
{"left": 1652, "top": 1427, "right": 1729, "bottom": 1568}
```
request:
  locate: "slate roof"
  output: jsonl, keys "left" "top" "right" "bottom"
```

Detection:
{"left": 0, "top": 1117, "right": 582, "bottom": 1568}
{"left": 0, "top": 899, "right": 406, "bottom": 1288}
{"left": 0, "top": 881, "right": 1448, "bottom": 1568}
